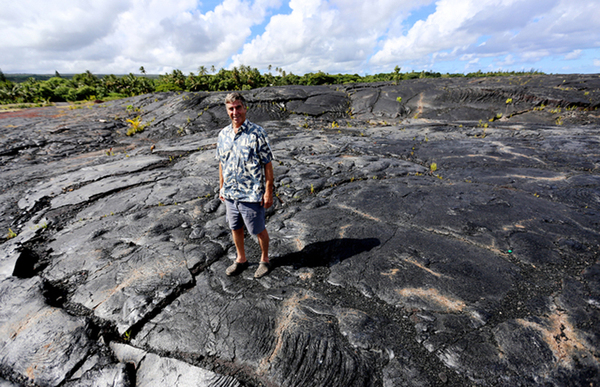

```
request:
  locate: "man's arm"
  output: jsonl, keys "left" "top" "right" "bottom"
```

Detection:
{"left": 262, "top": 162, "right": 274, "bottom": 209}
{"left": 219, "top": 162, "right": 224, "bottom": 201}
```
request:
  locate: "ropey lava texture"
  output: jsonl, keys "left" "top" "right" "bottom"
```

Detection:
{"left": 1, "top": 74, "right": 599, "bottom": 386}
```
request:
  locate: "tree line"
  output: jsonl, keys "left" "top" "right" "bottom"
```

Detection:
{"left": 0, "top": 66, "right": 543, "bottom": 105}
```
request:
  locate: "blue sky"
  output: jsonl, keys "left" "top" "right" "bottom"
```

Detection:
{"left": 1, "top": 0, "right": 599, "bottom": 75}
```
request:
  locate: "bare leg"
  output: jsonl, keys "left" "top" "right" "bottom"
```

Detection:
{"left": 232, "top": 228, "right": 247, "bottom": 263}
{"left": 256, "top": 228, "right": 269, "bottom": 263}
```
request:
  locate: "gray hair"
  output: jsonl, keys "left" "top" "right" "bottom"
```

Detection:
{"left": 225, "top": 92, "right": 246, "bottom": 105}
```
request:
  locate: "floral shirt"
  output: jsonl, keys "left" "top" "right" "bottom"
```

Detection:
{"left": 216, "top": 120, "right": 273, "bottom": 202}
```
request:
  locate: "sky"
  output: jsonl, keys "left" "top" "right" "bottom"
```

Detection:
{"left": 1, "top": 0, "right": 600, "bottom": 76}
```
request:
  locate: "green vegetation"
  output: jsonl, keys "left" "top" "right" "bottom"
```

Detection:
{"left": 0, "top": 66, "right": 544, "bottom": 105}
{"left": 126, "top": 116, "right": 148, "bottom": 136}
{"left": 7, "top": 228, "right": 17, "bottom": 240}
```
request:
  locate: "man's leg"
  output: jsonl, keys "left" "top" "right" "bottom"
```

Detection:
{"left": 224, "top": 200, "right": 249, "bottom": 275}
{"left": 256, "top": 228, "right": 269, "bottom": 263}
{"left": 232, "top": 227, "right": 247, "bottom": 263}
{"left": 254, "top": 228, "right": 271, "bottom": 278}
{"left": 236, "top": 201, "right": 270, "bottom": 278}
{"left": 226, "top": 227, "right": 249, "bottom": 276}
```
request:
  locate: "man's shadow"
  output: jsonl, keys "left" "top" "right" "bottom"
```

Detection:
{"left": 271, "top": 238, "right": 380, "bottom": 269}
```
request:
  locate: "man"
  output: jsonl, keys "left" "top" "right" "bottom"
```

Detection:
{"left": 216, "top": 92, "right": 274, "bottom": 278}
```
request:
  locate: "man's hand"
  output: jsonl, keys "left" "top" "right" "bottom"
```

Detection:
{"left": 262, "top": 191, "right": 273, "bottom": 209}
{"left": 262, "top": 161, "right": 274, "bottom": 209}
{"left": 218, "top": 162, "right": 225, "bottom": 201}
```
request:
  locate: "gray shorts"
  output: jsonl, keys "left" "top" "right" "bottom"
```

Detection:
{"left": 224, "top": 199, "right": 265, "bottom": 235}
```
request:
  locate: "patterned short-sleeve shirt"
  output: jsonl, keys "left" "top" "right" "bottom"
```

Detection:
{"left": 216, "top": 120, "right": 273, "bottom": 202}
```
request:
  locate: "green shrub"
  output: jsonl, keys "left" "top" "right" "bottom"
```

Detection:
{"left": 75, "top": 86, "right": 97, "bottom": 100}
{"left": 155, "top": 83, "right": 183, "bottom": 92}
{"left": 54, "top": 85, "right": 72, "bottom": 101}
{"left": 1, "top": 68, "right": 548, "bottom": 106}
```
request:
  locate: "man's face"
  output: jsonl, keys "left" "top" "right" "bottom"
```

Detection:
{"left": 226, "top": 100, "right": 247, "bottom": 129}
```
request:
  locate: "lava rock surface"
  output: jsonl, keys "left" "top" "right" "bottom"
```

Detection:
{"left": 1, "top": 74, "right": 599, "bottom": 386}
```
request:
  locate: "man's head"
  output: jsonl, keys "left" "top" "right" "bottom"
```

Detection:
{"left": 225, "top": 92, "right": 247, "bottom": 129}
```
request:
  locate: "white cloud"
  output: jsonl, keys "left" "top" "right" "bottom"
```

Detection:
{"left": 231, "top": 0, "right": 433, "bottom": 74}
{"left": 0, "top": 0, "right": 129, "bottom": 51}
{"left": 0, "top": 0, "right": 280, "bottom": 74}
{"left": 0, "top": 0, "right": 599, "bottom": 75}
{"left": 370, "top": 0, "right": 600, "bottom": 72}
{"left": 564, "top": 50, "right": 582, "bottom": 60}
{"left": 496, "top": 54, "right": 515, "bottom": 67}
{"left": 103, "top": 0, "right": 282, "bottom": 73}
{"left": 371, "top": 0, "right": 484, "bottom": 67}
{"left": 594, "top": 59, "right": 600, "bottom": 67}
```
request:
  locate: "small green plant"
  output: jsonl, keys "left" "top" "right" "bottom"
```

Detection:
{"left": 126, "top": 116, "right": 148, "bottom": 136}
{"left": 123, "top": 330, "right": 131, "bottom": 342}
{"left": 506, "top": 98, "right": 513, "bottom": 104}
{"left": 396, "top": 97, "right": 402, "bottom": 103}
{"left": 7, "top": 228, "right": 17, "bottom": 240}
{"left": 430, "top": 163, "right": 437, "bottom": 172}
{"left": 31, "top": 222, "right": 48, "bottom": 231}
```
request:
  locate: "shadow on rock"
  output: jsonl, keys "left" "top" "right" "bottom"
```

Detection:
{"left": 272, "top": 238, "right": 380, "bottom": 269}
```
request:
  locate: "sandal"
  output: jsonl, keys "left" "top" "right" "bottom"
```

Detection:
{"left": 254, "top": 262, "right": 271, "bottom": 279}
{"left": 226, "top": 260, "right": 249, "bottom": 276}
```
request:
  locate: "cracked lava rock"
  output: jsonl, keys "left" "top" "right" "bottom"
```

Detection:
{"left": 1, "top": 74, "right": 599, "bottom": 386}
